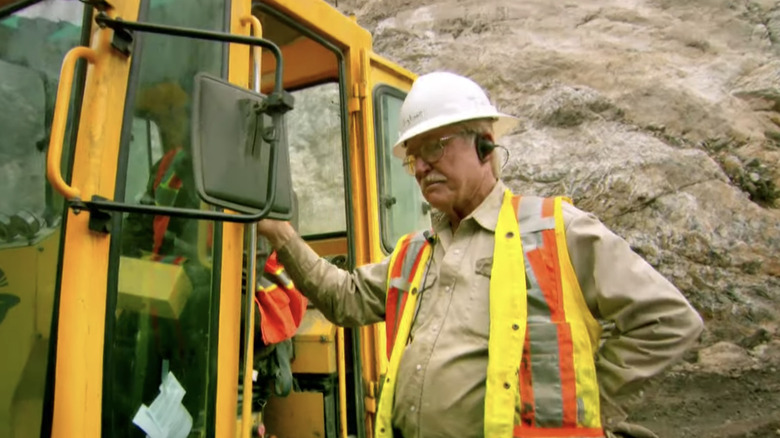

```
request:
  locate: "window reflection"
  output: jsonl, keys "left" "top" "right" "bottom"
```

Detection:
{"left": 375, "top": 89, "right": 431, "bottom": 251}
{"left": 0, "top": 2, "right": 85, "bottom": 437}
{"left": 287, "top": 83, "right": 346, "bottom": 236}
{"left": 105, "top": 1, "right": 227, "bottom": 436}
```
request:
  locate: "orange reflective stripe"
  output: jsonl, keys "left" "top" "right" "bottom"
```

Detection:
{"left": 385, "top": 232, "right": 432, "bottom": 358}
{"left": 541, "top": 196, "right": 555, "bottom": 218}
{"left": 385, "top": 235, "right": 413, "bottom": 358}
{"left": 526, "top": 247, "right": 563, "bottom": 320}
{"left": 557, "top": 322, "right": 578, "bottom": 427}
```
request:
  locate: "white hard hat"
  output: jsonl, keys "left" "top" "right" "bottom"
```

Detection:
{"left": 392, "top": 71, "right": 518, "bottom": 159}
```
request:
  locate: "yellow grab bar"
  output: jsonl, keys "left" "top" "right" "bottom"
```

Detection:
{"left": 46, "top": 46, "right": 97, "bottom": 200}
{"left": 241, "top": 225, "right": 258, "bottom": 438}
{"left": 337, "top": 327, "right": 348, "bottom": 438}
{"left": 238, "top": 14, "right": 263, "bottom": 438}
{"left": 240, "top": 15, "right": 263, "bottom": 92}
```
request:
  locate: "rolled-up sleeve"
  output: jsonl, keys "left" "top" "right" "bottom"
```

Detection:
{"left": 562, "top": 203, "right": 704, "bottom": 421}
{"left": 276, "top": 234, "right": 389, "bottom": 327}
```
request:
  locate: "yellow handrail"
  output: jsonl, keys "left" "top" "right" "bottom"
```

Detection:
{"left": 337, "top": 327, "right": 348, "bottom": 438}
{"left": 240, "top": 15, "right": 263, "bottom": 93}
{"left": 46, "top": 46, "right": 97, "bottom": 200}
{"left": 239, "top": 15, "right": 263, "bottom": 438}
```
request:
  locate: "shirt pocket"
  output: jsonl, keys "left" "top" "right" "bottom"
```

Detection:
{"left": 475, "top": 257, "right": 493, "bottom": 278}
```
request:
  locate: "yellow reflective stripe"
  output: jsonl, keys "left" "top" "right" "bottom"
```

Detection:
{"left": 375, "top": 243, "right": 432, "bottom": 438}
{"left": 485, "top": 189, "right": 527, "bottom": 438}
{"left": 554, "top": 196, "right": 602, "bottom": 428}
{"left": 554, "top": 197, "right": 601, "bottom": 348}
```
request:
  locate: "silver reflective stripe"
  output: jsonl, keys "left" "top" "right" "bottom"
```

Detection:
{"left": 518, "top": 197, "right": 552, "bottom": 320}
{"left": 523, "top": 255, "right": 551, "bottom": 320}
{"left": 517, "top": 196, "right": 565, "bottom": 427}
{"left": 518, "top": 196, "right": 556, "bottom": 234}
{"left": 389, "top": 277, "right": 411, "bottom": 292}
{"left": 529, "top": 323, "right": 564, "bottom": 427}
{"left": 273, "top": 270, "right": 293, "bottom": 287}
{"left": 258, "top": 276, "right": 275, "bottom": 290}
{"left": 401, "top": 232, "right": 428, "bottom": 282}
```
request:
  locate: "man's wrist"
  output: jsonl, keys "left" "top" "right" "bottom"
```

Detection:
{"left": 267, "top": 222, "right": 295, "bottom": 249}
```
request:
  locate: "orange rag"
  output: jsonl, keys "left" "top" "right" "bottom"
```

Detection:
{"left": 255, "top": 252, "right": 308, "bottom": 345}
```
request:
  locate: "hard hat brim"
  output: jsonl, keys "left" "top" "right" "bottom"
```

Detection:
{"left": 391, "top": 111, "right": 519, "bottom": 159}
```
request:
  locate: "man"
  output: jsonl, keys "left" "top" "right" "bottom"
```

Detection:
{"left": 256, "top": 71, "right": 703, "bottom": 438}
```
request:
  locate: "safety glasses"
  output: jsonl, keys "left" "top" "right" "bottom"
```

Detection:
{"left": 402, "top": 132, "right": 472, "bottom": 175}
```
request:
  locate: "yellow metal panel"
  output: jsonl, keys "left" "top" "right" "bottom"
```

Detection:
{"left": 265, "top": 0, "right": 373, "bottom": 49}
{"left": 11, "top": 338, "right": 48, "bottom": 438}
{"left": 307, "top": 236, "right": 348, "bottom": 257}
{"left": 0, "top": 244, "right": 38, "bottom": 437}
{"left": 264, "top": 391, "right": 326, "bottom": 438}
{"left": 51, "top": 2, "right": 140, "bottom": 436}
{"left": 0, "top": 231, "right": 59, "bottom": 437}
{"left": 292, "top": 309, "right": 337, "bottom": 374}
{"left": 217, "top": 1, "right": 252, "bottom": 437}
{"left": 34, "top": 231, "right": 60, "bottom": 337}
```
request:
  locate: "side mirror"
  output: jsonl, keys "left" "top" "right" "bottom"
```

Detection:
{"left": 190, "top": 73, "right": 294, "bottom": 220}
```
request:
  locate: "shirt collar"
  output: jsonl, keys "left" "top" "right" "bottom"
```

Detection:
{"left": 430, "top": 180, "right": 508, "bottom": 234}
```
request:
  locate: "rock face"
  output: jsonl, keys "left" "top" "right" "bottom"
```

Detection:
{"left": 330, "top": 0, "right": 780, "bottom": 435}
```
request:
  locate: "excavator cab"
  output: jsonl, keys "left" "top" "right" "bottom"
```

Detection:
{"left": 0, "top": 0, "right": 426, "bottom": 437}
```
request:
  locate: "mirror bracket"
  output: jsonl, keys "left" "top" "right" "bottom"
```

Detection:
{"left": 263, "top": 91, "right": 295, "bottom": 115}
{"left": 67, "top": 195, "right": 278, "bottom": 225}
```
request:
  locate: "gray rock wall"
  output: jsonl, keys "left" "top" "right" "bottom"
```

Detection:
{"left": 333, "top": 0, "right": 780, "bottom": 354}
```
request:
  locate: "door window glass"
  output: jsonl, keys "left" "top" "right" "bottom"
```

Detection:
{"left": 287, "top": 83, "right": 345, "bottom": 236}
{"left": 374, "top": 87, "right": 431, "bottom": 252}
{"left": 0, "top": 2, "right": 86, "bottom": 437}
{"left": 104, "top": 1, "right": 227, "bottom": 436}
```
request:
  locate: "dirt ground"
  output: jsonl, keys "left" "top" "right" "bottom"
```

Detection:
{"left": 632, "top": 368, "right": 780, "bottom": 438}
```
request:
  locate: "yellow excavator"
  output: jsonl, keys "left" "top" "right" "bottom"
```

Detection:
{"left": 0, "top": 0, "right": 430, "bottom": 436}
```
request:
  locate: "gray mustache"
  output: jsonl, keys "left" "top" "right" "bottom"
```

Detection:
{"left": 423, "top": 175, "right": 447, "bottom": 184}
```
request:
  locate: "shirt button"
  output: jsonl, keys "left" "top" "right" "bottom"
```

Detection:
{"left": 416, "top": 364, "right": 422, "bottom": 371}
{"left": 410, "top": 405, "right": 416, "bottom": 412}
{"left": 444, "top": 286, "right": 451, "bottom": 293}
{"left": 453, "top": 249, "right": 460, "bottom": 256}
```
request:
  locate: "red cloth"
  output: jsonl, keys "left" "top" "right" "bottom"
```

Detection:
{"left": 255, "top": 252, "right": 308, "bottom": 345}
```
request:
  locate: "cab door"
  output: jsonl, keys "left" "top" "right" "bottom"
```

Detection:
{"left": 362, "top": 53, "right": 427, "bottom": 404}
{"left": 8, "top": 0, "right": 258, "bottom": 436}
{"left": 97, "top": 1, "right": 237, "bottom": 436}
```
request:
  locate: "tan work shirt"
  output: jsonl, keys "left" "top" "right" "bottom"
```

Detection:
{"left": 277, "top": 181, "right": 703, "bottom": 438}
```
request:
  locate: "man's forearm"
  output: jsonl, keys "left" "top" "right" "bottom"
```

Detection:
{"left": 274, "top": 233, "right": 388, "bottom": 327}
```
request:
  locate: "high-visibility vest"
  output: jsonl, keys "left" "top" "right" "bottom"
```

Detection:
{"left": 376, "top": 191, "right": 605, "bottom": 438}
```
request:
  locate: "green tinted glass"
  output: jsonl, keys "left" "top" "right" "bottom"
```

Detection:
{"left": 0, "top": 2, "right": 86, "bottom": 436}
{"left": 104, "top": 1, "right": 226, "bottom": 436}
